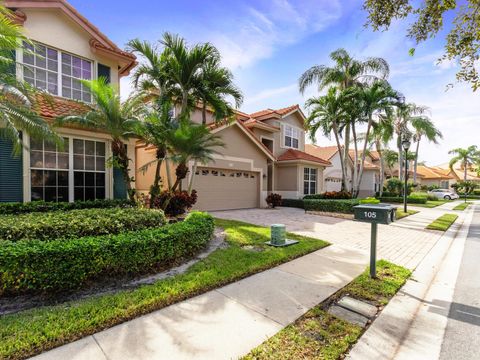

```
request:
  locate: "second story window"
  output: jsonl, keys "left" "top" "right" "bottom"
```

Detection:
{"left": 22, "top": 41, "right": 92, "bottom": 102}
{"left": 284, "top": 125, "right": 300, "bottom": 149}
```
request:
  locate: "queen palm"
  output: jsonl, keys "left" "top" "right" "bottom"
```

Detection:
{"left": 449, "top": 146, "right": 480, "bottom": 181}
{"left": 305, "top": 87, "right": 349, "bottom": 191}
{"left": 57, "top": 78, "right": 145, "bottom": 200}
{"left": 299, "top": 48, "right": 389, "bottom": 190}
{"left": 0, "top": 4, "right": 58, "bottom": 152}
{"left": 384, "top": 149, "right": 398, "bottom": 177}
{"left": 411, "top": 116, "right": 442, "bottom": 183}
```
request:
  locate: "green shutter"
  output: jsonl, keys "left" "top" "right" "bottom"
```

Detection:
{"left": 113, "top": 168, "right": 127, "bottom": 199}
{"left": 98, "top": 63, "right": 111, "bottom": 84}
{"left": 0, "top": 138, "right": 23, "bottom": 202}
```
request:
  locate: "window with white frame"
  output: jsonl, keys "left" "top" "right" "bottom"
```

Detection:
{"left": 29, "top": 137, "right": 106, "bottom": 202}
{"left": 284, "top": 125, "right": 300, "bottom": 149}
{"left": 22, "top": 41, "right": 92, "bottom": 102}
{"left": 304, "top": 168, "right": 317, "bottom": 195}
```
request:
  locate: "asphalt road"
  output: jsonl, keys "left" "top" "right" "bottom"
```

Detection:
{"left": 440, "top": 206, "right": 480, "bottom": 360}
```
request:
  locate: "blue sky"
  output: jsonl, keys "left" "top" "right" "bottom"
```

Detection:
{"left": 70, "top": 0, "right": 479, "bottom": 165}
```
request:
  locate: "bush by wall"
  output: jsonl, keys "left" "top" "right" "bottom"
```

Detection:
{"left": 0, "top": 208, "right": 166, "bottom": 242}
{"left": 304, "top": 199, "right": 360, "bottom": 214}
{"left": 266, "top": 193, "right": 282, "bottom": 208}
{"left": 359, "top": 197, "right": 380, "bottom": 204}
{"left": 0, "top": 212, "right": 214, "bottom": 294}
{"left": 0, "top": 199, "right": 134, "bottom": 215}
{"left": 281, "top": 199, "right": 305, "bottom": 209}
{"left": 378, "top": 196, "right": 427, "bottom": 204}
{"left": 304, "top": 191, "right": 352, "bottom": 200}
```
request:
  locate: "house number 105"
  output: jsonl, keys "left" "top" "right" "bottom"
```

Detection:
{"left": 364, "top": 211, "right": 377, "bottom": 219}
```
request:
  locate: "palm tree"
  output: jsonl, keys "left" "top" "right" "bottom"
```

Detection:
{"left": 449, "top": 146, "right": 480, "bottom": 181}
{"left": 0, "top": 4, "right": 58, "bottom": 152}
{"left": 299, "top": 48, "right": 389, "bottom": 187}
{"left": 370, "top": 114, "right": 394, "bottom": 196}
{"left": 384, "top": 149, "right": 398, "bottom": 177}
{"left": 57, "top": 78, "right": 145, "bottom": 200}
{"left": 305, "top": 87, "right": 349, "bottom": 191}
{"left": 411, "top": 116, "right": 442, "bottom": 183}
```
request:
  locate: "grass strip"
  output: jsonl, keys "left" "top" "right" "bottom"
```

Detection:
{"left": 453, "top": 202, "right": 471, "bottom": 211}
{"left": 0, "top": 218, "right": 328, "bottom": 360}
{"left": 411, "top": 200, "right": 448, "bottom": 208}
{"left": 426, "top": 213, "right": 458, "bottom": 231}
{"left": 243, "top": 260, "right": 411, "bottom": 360}
{"left": 395, "top": 209, "right": 419, "bottom": 219}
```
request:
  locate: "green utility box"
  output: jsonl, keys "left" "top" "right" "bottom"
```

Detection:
{"left": 353, "top": 203, "right": 397, "bottom": 225}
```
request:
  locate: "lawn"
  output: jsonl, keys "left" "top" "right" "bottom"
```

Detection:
{"left": 453, "top": 202, "right": 471, "bottom": 211}
{"left": 243, "top": 260, "right": 411, "bottom": 359}
{"left": 426, "top": 213, "right": 459, "bottom": 231}
{"left": 396, "top": 209, "right": 419, "bottom": 219}
{"left": 0, "top": 219, "right": 329, "bottom": 360}
{"left": 411, "top": 200, "right": 448, "bottom": 208}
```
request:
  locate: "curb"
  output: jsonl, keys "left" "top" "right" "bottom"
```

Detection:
{"left": 347, "top": 204, "right": 475, "bottom": 360}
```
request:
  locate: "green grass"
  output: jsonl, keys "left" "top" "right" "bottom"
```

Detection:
{"left": 453, "top": 202, "right": 471, "bottom": 211}
{"left": 411, "top": 200, "right": 448, "bottom": 208}
{"left": 426, "top": 213, "right": 459, "bottom": 231}
{"left": 396, "top": 209, "right": 419, "bottom": 219}
{"left": 0, "top": 219, "right": 329, "bottom": 360}
{"left": 243, "top": 261, "right": 411, "bottom": 359}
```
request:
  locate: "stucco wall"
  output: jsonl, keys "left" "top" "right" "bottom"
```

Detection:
{"left": 262, "top": 113, "right": 306, "bottom": 156}
{"left": 275, "top": 165, "right": 298, "bottom": 192}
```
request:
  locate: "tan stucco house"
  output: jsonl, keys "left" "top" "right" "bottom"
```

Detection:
{"left": 136, "top": 105, "right": 332, "bottom": 211}
{"left": 0, "top": 0, "right": 137, "bottom": 203}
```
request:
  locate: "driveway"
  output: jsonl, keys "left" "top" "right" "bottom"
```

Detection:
{"left": 212, "top": 207, "right": 445, "bottom": 270}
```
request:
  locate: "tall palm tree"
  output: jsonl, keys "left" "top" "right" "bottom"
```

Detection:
{"left": 299, "top": 48, "right": 389, "bottom": 187}
{"left": 411, "top": 116, "right": 442, "bottom": 183}
{"left": 305, "top": 87, "right": 349, "bottom": 191}
{"left": 57, "top": 78, "right": 145, "bottom": 200}
{"left": 369, "top": 114, "right": 394, "bottom": 196}
{"left": 449, "top": 146, "right": 480, "bottom": 181}
{"left": 384, "top": 149, "right": 398, "bottom": 177}
{"left": 0, "top": 4, "right": 58, "bottom": 152}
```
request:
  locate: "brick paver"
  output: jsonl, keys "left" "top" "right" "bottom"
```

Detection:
{"left": 212, "top": 204, "right": 456, "bottom": 270}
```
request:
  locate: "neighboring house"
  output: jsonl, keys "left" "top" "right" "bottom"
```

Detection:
{"left": 414, "top": 165, "right": 454, "bottom": 189}
{"left": 305, "top": 145, "right": 381, "bottom": 197}
{"left": 0, "top": 0, "right": 137, "bottom": 203}
{"left": 135, "top": 105, "right": 331, "bottom": 211}
{"left": 433, "top": 163, "right": 480, "bottom": 186}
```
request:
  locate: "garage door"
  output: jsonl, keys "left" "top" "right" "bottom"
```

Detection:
{"left": 193, "top": 167, "right": 259, "bottom": 211}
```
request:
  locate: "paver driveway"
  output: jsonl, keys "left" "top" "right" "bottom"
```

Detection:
{"left": 212, "top": 206, "right": 449, "bottom": 270}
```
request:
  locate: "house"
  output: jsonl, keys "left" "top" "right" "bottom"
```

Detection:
{"left": 414, "top": 165, "right": 454, "bottom": 189}
{"left": 0, "top": 0, "right": 137, "bottom": 203}
{"left": 432, "top": 163, "right": 480, "bottom": 186}
{"left": 305, "top": 145, "right": 381, "bottom": 197}
{"left": 135, "top": 105, "right": 332, "bottom": 211}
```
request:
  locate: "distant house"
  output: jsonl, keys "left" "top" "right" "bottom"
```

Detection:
{"left": 0, "top": 0, "right": 137, "bottom": 203}
{"left": 432, "top": 163, "right": 480, "bottom": 186}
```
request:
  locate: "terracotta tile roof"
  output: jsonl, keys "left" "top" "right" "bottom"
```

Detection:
{"left": 249, "top": 104, "right": 301, "bottom": 119}
{"left": 277, "top": 148, "right": 331, "bottom": 166}
{"left": 348, "top": 150, "right": 380, "bottom": 170}
{"left": 33, "top": 94, "right": 91, "bottom": 119}
{"left": 416, "top": 165, "right": 454, "bottom": 179}
{"left": 305, "top": 144, "right": 340, "bottom": 160}
{"left": 243, "top": 118, "right": 280, "bottom": 131}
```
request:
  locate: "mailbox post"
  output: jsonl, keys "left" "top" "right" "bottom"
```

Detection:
{"left": 353, "top": 203, "right": 397, "bottom": 278}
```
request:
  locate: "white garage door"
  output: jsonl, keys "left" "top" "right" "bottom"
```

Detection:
{"left": 193, "top": 167, "right": 259, "bottom": 211}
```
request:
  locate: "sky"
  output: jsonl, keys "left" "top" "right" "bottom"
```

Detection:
{"left": 70, "top": 0, "right": 479, "bottom": 166}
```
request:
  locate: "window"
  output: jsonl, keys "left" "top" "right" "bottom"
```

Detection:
{"left": 73, "top": 139, "right": 106, "bottom": 201}
{"left": 284, "top": 125, "right": 300, "bottom": 149}
{"left": 304, "top": 168, "right": 317, "bottom": 195}
{"left": 22, "top": 41, "right": 92, "bottom": 102}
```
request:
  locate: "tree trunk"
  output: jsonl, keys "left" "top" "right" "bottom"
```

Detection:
{"left": 188, "top": 161, "right": 198, "bottom": 194}
{"left": 343, "top": 122, "right": 351, "bottom": 192}
{"left": 180, "top": 89, "right": 189, "bottom": 118}
{"left": 112, "top": 140, "right": 134, "bottom": 201}
{"left": 413, "top": 139, "right": 420, "bottom": 184}
{"left": 202, "top": 102, "right": 207, "bottom": 125}
{"left": 172, "top": 162, "right": 188, "bottom": 192}
{"left": 464, "top": 160, "right": 468, "bottom": 181}
{"left": 333, "top": 122, "right": 347, "bottom": 192}
{"left": 351, "top": 121, "right": 359, "bottom": 198}
{"left": 165, "top": 156, "right": 173, "bottom": 190}
{"left": 376, "top": 140, "right": 385, "bottom": 197}
{"left": 356, "top": 116, "right": 373, "bottom": 197}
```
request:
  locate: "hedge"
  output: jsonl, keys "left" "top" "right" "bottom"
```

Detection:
{"left": 0, "top": 212, "right": 214, "bottom": 294}
{"left": 0, "top": 208, "right": 166, "bottom": 242}
{"left": 377, "top": 196, "right": 427, "bottom": 204}
{"left": 281, "top": 199, "right": 305, "bottom": 209}
{"left": 304, "top": 199, "right": 360, "bottom": 214}
{"left": 0, "top": 199, "right": 134, "bottom": 215}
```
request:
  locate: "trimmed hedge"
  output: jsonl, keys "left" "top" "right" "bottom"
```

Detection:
{"left": 0, "top": 212, "right": 214, "bottom": 294}
{"left": 378, "top": 196, "right": 427, "bottom": 204}
{"left": 304, "top": 199, "right": 360, "bottom": 214}
{"left": 0, "top": 199, "right": 134, "bottom": 215}
{"left": 281, "top": 199, "right": 305, "bottom": 209}
{"left": 0, "top": 208, "right": 166, "bottom": 242}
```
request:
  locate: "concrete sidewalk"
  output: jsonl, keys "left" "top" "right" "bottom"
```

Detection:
{"left": 32, "top": 245, "right": 368, "bottom": 360}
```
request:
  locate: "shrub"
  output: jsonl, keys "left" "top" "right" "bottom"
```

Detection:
{"left": 281, "top": 199, "right": 305, "bottom": 209}
{"left": 0, "top": 208, "right": 166, "bottom": 242}
{"left": 0, "top": 212, "right": 214, "bottom": 294}
{"left": 360, "top": 197, "right": 380, "bottom": 204}
{"left": 0, "top": 199, "right": 134, "bottom": 215}
{"left": 304, "top": 199, "right": 360, "bottom": 214}
{"left": 304, "top": 191, "right": 352, "bottom": 200}
{"left": 411, "top": 192, "right": 437, "bottom": 201}
{"left": 378, "top": 196, "right": 427, "bottom": 204}
{"left": 153, "top": 190, "right": 198, "bottom": 217}
{"left": 386, "top": 178, "right": 403, "bottom": 195}
{"left": 266, "top": 193, "right": 282, "bottom": 208}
